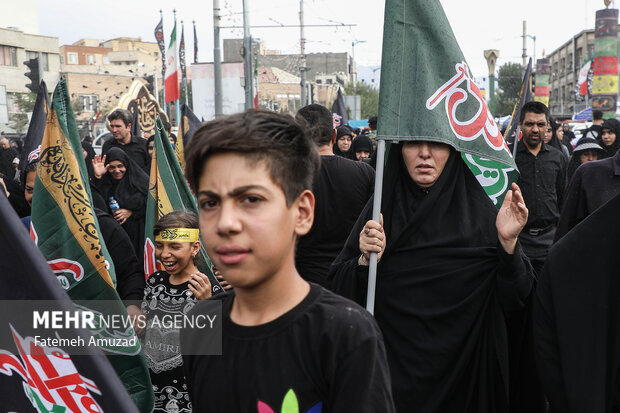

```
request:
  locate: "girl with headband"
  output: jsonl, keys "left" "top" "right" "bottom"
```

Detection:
{"left": 141, "top": 210, "right": 212, "bottom": 412}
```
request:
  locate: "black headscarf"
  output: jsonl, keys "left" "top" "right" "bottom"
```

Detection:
{"left": 101, "top": 147, "right": 149, "bottom": 211}
{"left": 329, "top": 142, "right": 535, "bottom": 412}
{"left": 98, "top": 147, "right": 149, "bottom": 256}
{"left": 547, "top": 121, "right": 569, "bottom": 157}
{"left": 566, "top": 137, "right": 605, "bottom": 181}
{"left": 350, "top": 134, "right": 373, "bottom": 160}
{"left": 597, "top": 118, "right": 620, "bottom": 158}
{"left": 333, "top": 126, "right": 353, "bottom": 158}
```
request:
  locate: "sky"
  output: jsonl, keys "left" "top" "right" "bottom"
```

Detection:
{"left": 38, "top": 0, "right": 609, "bottom": 78}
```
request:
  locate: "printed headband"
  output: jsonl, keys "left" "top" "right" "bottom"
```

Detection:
{"left": 155, "top": 228, "right": 200, "bottom": 242}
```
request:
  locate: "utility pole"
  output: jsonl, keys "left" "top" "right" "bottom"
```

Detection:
{"left": 522, "top": 21, "right": 527, "bottom": 67}
{"left": 242, "top": 0, "right": 253, "bottom": 110}
{"left": 299, "top": 0, "right": 307, "bottom": 107}
{"left": 351, "top": 40, "right": 366, "bottom": 84}
{"left": 213, "top": 0, "right": 223, "bottom": 117}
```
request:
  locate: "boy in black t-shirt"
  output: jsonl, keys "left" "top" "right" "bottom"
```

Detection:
{"left": 181, "top": 109, "right": 395, "bottom": 412}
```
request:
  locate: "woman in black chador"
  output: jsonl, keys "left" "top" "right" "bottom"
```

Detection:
{"left": 329, "top": 140, "right": 537, "bottom": 412}
{"left": 93, "top": 147, "right": 149, "bottom": 257}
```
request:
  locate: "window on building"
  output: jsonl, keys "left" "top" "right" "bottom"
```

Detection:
{"left": 88, "top": 55, "right": 94, "bottom": 64}
{"left": 553, "top": 62, "right": 558, "bottom": 79}
{"left": 103, "top": 56, "right": 110, "bottom": 65}
{"left": 67, "top": 52, "right": 78, "bottom": 64}
{"left": 26, "top": 51, "right": 49, "bottom": 71}
{"left": 576, "top": 48, "right": 582, "bottom": 67}
{"left": 588, "top": 44, "right": 594, "bottom": 59}
{"left": 79, "top": 95, "right": 98, "bottom": 112}
{"left": 0, "top": 45, "right": 17, "bottom": 66}
{"left": 560, "top": 58, "right": 565, "bottom": 76}
{"left": 567, "top": 53, "right": 573, "bottom": 72}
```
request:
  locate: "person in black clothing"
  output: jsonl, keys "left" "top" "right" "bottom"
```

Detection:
{"left": 515, "top": 102, "right": 567, "bottom": 275}
{"left": 295, "top": 105, "right": 375, "bottom": 286}
{"left": 582, "top": 109, "right": 604, "bottom": 142}
{"left": 92, "top": 147, "right": 149, "bottom": 258}
{"left": 0, "top": 137, "right": 18, "bottom": 180}
{"left": 544, "top": 119, "right": 569, "bottom": 159}
{"left": 181, "top": 109, "right": 395, "bottom": 412}
{"left": 561, "top": 122, "right": 576, "bottom": 151}
{"left": 535, "top": 192, "right": 620, "bottom": 412}
{"left": 565, "top": 137, "right": 604, "bottom": 182}
{"left": 597, "top": 118, "right": 620, "bottom": 159}
{"left": 351, "top": 133, "right": 373, "bottom": 161}
{"left": 328, "top": 140, "right": 535, "bottom": 412}
{"left": 94, "top": 207, "right": 146, "bottom": 332}
{"left": 555, "top": 141, "right": 620, "bottom": 241}
{"left": 333, "top": 125, "right": 353, "bottom": 158}
{"left": 102, "top": 109, "right": 150, "bottom": 173}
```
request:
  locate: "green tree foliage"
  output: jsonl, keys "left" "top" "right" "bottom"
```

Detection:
{"left": 496, "top": 62, "right": 524, "bottom": 116}
{"left": 9, "top": 93, "right": 36, "bottom": 132}
{"left": 344, "top": 82, "right": 379, "bottom": 119}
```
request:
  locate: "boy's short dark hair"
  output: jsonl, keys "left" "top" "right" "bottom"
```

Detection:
{"left": 519, "top": 101, "right": 549, "bottom": 123}
{"left": 107, "top": 109, "right": 132, "bottom": 127}
{"left": 593, "top": 110, "right": 603, "bottom": 121}
{"left": 296, "top": 104, "right": 333, "bottom": 147}
{"left": 185, "top": 109, "right": 320, "bottom": 206}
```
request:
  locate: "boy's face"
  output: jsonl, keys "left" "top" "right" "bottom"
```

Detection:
{"left": 196, "top": 153, "right": 314, "bottom": 289}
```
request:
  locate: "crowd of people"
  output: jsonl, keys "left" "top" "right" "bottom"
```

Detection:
{"left": 0, "top": 100, "right": 619, "bottom": 412}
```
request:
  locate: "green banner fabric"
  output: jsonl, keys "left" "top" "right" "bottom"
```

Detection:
{"left": 31, "top": 78, "right": 153, "bottom": 412}
{"left": 144, "top": 118, "right": 223, "bottom": 294}
{"left": 377, "top": 0, "right": 518, "bottom": 205}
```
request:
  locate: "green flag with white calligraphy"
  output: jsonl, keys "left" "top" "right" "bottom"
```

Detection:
{"left": 378, "top": 0, "right": 518, "bottom": 205}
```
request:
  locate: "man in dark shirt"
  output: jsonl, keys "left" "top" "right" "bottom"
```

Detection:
{"left": 102, "top": 109, "right": 150, "bottom": 173}
{"left": 515, "top": 101, "right": 567, "bottom": 274}
{"left": 294, "top": 104, "right": 375, "bottom": 286}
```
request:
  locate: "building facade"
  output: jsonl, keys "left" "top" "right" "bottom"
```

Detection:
{"left": 545, "top": 29, "right": 597, "bottom": 117}
{"left": 0, "top": 27, "right": 60, "bottom": 94}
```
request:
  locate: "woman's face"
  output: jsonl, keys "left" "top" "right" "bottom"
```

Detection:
{"left": 602, "top": 128, "right": 617, "bottom": 146}
{"left": 337, "top": 135, "right": 352, "bottom": 152}
{"left": 579, "top": 149, "right": 599, "bottom": 164}
{"left": 107, "top": 160, "right": 126, "bottom": 180}
{"left": 402, "top": 141, "right": 451, "bottom": 188}
{"left": 543, "top": 124, "right": 553, "bottom": 144}
{"left": 556, "top": 127, "right": 564, "bottom": 140}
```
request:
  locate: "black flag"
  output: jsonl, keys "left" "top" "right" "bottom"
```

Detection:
{"left": 154, "top": 17, "right": 166, "bottom": 87}
{"left": 0, "top": 194, "right": 140, "bottom": 412}
{"left": 179, "top": 24, "right": 187, "bottom": 85}
{"left": 19, "top": 80, "right": 48, "bottom": 178}
{"left": 193, "top": 21, "right": 198, "bottom": 63}
{"left": 179, "top": 103, "right": 202, "bottom": 147}
{"left": 331, "top": 88, "right": 348, "bottom": 128}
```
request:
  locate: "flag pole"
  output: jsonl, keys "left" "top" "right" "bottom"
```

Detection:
{"left": 174, "top": 9, "right": 181, "bottom": 126}
{"left": 160, "top": 9, "right": 166, "bottom": 107}
{"left": 366, "top": 138, "right": 387, "bottom": 314}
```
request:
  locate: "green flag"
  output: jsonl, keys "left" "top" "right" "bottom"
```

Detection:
{"left": 378, "top": 0, "right": 518, "bottom": 205}
{"left": 31, "top": 78, "right": 154, "bottom": 412}
{"left": 144, "top": 118, "right": 223, "bottom": 294}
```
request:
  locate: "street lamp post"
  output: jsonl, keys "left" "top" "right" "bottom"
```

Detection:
{"left": 527, "top": 34, "right": 537, "bottom": 65}
{"left": 351, "top": 40, "right": 366, "bottom": 83}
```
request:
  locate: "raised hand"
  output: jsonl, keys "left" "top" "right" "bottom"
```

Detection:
{"left": 496, "top": 182, "right": 528, "bottom": 254}
{"left": 92, "top": 154, "right": 107, "bottom": 179}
